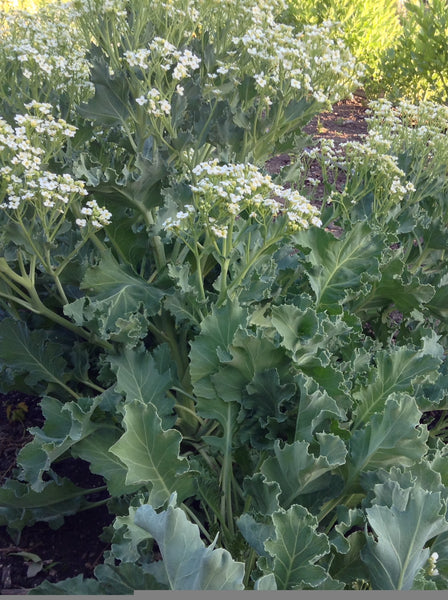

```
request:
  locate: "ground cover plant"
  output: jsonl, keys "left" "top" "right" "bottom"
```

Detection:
{"left": 1, "top": 0, "right": 448, "bottom": 592}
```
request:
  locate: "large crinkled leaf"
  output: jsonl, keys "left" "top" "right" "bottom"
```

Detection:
{"left": 210, "top": 328, "right": 287, "bottom": 405}
{"left": 190, "top": 302, "right": 247, "bottom": 398}
{"left": 348, "top": 393, "right": 428, "bottom": 487}
{"left": 28, "top": 574, "right": 103, "bottom": 595}
{"left": 269, "top": 303, "right": 356, "bottom": 404}
{"left": 189, "top": 300, "right": 247, "bottom": 398}
{"left": 242, "top": 473, "right": 281, "bottom": 516}
{"left": 92, "top": 563, "right": 168, "bottom": 592}
{"left": 108, "top": 347, "right": 175, "bottom": 428}
{"left": 361, "top": 483, "right": 448, "bottom": 589}
{"left": 293, "top": 221, "right": 383, "bottom": 313}
{"left": 352, "top": 335, "right": 443, "bottom": 428}
{"left": 260, "top": 436, "right": 347, "bottom": 509}
{"left": 189, "top": 300, "right": 246, "bottom": 380}
{"left": 261, "top": 504, "right": 330, "bottom": 589}
{"left": 29, "top": 563, "right": 167, "bottom": 595}
{"left": 71, "top": 429, "right": 140, "bottom": 497}
{"left": 0, "top": 319, "right": 70, "bottom": 395}
{"left": 16, "top": 396, "right": 101, "bottom": 491}
{"left": 237, "top": 368, "right": 296, "bottom": 448}
{"left": 64, "top": 252, "right": 164, "bottom": 346}
{"left": 352, "top": 256, "right": 434, "bottom": 319}
{"left": 108, "top": 399, "right": 194, "bottom": 508}
{"left": 134, "top": 495, "right": 245, "bottom": 589}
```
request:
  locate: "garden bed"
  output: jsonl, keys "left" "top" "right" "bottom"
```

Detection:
{"left": 1, "top": 0, "right": 448, "bottom": 593}
{"left": 1, "top": 96, "right": 370, "bottom": 593}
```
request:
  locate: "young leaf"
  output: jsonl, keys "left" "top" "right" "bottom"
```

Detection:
{"left": 352, "top": 338, "right": 443, "bottom": 428}
{"left": 134, "top": 495, "right": 245, "bottom": 589}
{"left": 189, "top": 300, "right": 247, "bottom": 397}
{"left": 294, "top": 373, "right": 347, "bottom": 443}
{"left": 236, "top": 513, "right": 275, "bottom": 558}
{"left": 108, "top": 399, "right": 194, "bottom": 508}
{"left": 361, "top": 483, "right": 448, "bottom": 589}
{"left": 260, "top": 436, "right": 347, "bottom": 510}
{"left": 261, "top": 504, "right": 330, "bottom": 589}
{"left": 110, "top": 503, "right": 155, "bottom": 563}
{"left": 348, "top": 393, "right": 428, "bottom": 487}
{"left": 242, "top": 473, "right": 281, "bottom": 516}
{"left": 195, "top": 394, "right": 239, "bottom": 456}
{"left": 108, "top": 347, "right": 175, "bottom": 428}
{"left": 16, "top": 396, "right": 101, "bottom": 491}
{"left": 64, "top": 252, "right": 164, "bottom": 345}
{"left": 293, "top": 222, "right": 382, "bottom": 313}
{"left": 238, "top": 368, "right": 296, "bottom": 449}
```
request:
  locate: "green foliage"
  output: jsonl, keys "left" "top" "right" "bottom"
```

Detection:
{"left": 134, "top": 494, "right": 245, "bottom": 589}
{"left": 1, "top": 0, "right": 448, "bottom": 593}
{"left": 381, "top": 0, "right": 448, "bottom": 102}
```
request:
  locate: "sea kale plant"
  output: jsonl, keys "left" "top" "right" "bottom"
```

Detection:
{"left": 0, "top": 0, "right": 448, "bottom": 592}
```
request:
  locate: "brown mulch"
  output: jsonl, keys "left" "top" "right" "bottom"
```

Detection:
{"left": 0, "top": 93, "right": 370, "bottom": 594}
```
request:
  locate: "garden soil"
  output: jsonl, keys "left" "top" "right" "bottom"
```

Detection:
{"left": 0, "top": 93, "right": 369, "bottom": 594}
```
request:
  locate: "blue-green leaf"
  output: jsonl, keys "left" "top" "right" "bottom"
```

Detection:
{"left": 135, "top": 496, "right": 245, "bottom": 589}
{"left": 261, "top": 436, "right": 347, "bottom": 509}
{"left": 262, "top": 504, "right": 330, "bottom": 589}
{"left": 293, "top": 222, "right": 383, "bottom": 313}
{"left": 361, "top": 483, "right": 448, "bottom": 589}
{"left": 109, "top": 400, "right": 194, "bottom": 508}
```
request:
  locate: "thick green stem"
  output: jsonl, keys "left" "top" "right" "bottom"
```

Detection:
{"left": 193, "top": 244, "right": 206, "bottom": 302}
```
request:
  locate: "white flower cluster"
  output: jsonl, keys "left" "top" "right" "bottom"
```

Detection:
{"left": 78, "top": 198, "right": 112, "bottom": 228}
{"left": 366, "top": 98, "right": 448, "bottom": 167}
{"left": 315, "top": 98, "right": 448, "bottom": 214}
{"left": 124, "top": 37, "right": 201, "bottom": 80}
{"left": 0, "top": 2, "right": 93, "bottom": 104}
{"left": 427, "top": 552, "right": 439, "bottom": 577}
{"left": 135, "top": 89, "right": 171, "bottom": 117}
{"left": 232, "top": 21, "right": 363, "bottom": 106}
{"left": 163, "top": 160, "right": 321, "bottom": 238}
{"left": 74, "top": 0, "right": 128, "bottom": 18}
{"left": 16, "top": 101, "right": 77, "bottom": 139}
{"left": 102, "top": 0, "right": 128, "bottom": 17}
{"left": 124, "top": 37, "right": 201, "bottom": 118}
{"left": 0, "top": 108, "right": 110, "bottom": 229}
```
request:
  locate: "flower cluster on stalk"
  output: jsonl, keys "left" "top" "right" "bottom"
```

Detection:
{"left": 230, "top": 20, "right": 364, "bottom": 107}
{"left": 0, "top": 103, "right": 111, "bottom": 231}
{"left": 163, "top": 160, "right": 321, "bottom": 241}
{"left": 0, "top": 1, "right": 93, "bottom": 106}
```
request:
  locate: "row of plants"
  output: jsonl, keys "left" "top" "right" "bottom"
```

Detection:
{"left": 0, "top": 0, "right": 448, "bottom": 591}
